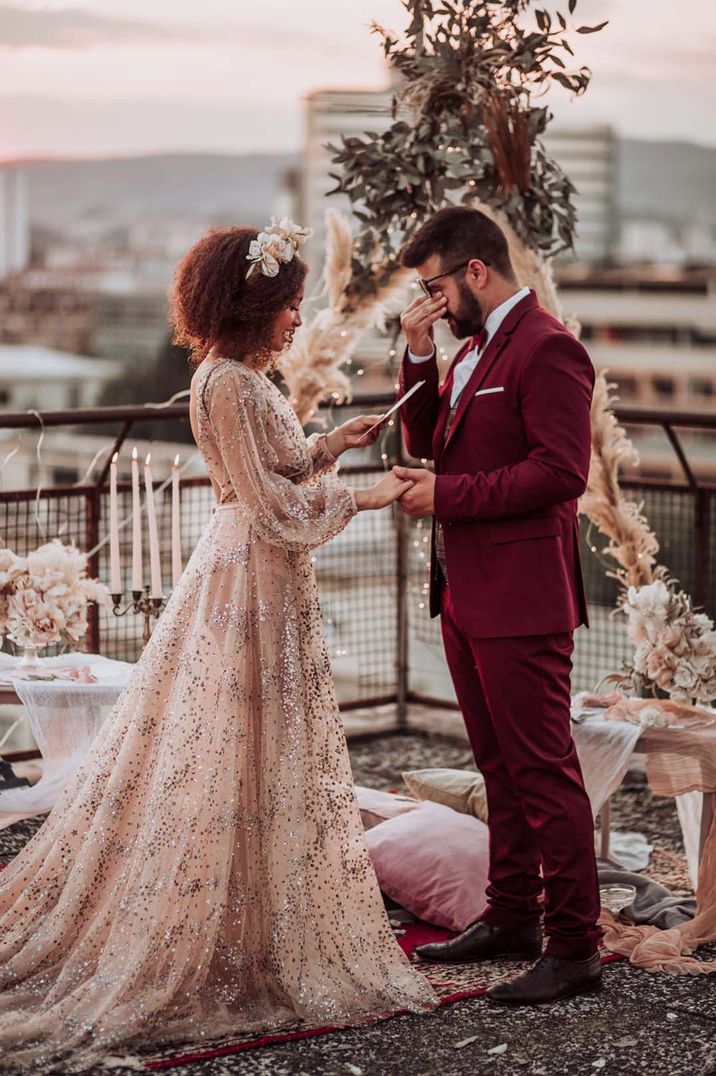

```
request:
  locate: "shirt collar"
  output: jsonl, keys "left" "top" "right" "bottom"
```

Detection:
{"left": 482, "top": 286, "right": 531, "bottom": 347}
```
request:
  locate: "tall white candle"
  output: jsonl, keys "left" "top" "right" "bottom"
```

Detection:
{"left": 131, "top": 447, "right": 143, "bottom": 592}
{"left": 171, "top": 454, "right": 182, "bottom": 587}
{"left": 144, "top": 454, "right": 163, "bottom": 599}
{"left": 109, "top": 451, "right": 121, "bottom": 594}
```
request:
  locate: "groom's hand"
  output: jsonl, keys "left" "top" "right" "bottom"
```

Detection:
{"left": 400, "top": 295, "right": 447, "bottom": 356}
{"left": 393, "top": 466, "right": 435, "bottom": 517}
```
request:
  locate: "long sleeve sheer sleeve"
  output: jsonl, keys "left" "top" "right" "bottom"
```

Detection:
{"left": 305, "top": 432, "right": 338, "bottom": 478}
{"left": 207, "top": 366, "right": 356, "bottom": 551}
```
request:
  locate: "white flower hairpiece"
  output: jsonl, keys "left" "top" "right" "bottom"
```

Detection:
{"left": 246, "top": 217, "right": 313, "bottom": 280}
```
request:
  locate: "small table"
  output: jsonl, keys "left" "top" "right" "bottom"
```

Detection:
{"left": 0, "top": 653, "right": 133, "bottom": 827}
{"left": 573, "top": 715, "right": 716, "bottom": 882}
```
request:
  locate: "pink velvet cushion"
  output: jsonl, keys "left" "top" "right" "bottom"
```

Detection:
{"left": 364, "top": 800, "right": 490, "bottom": 932}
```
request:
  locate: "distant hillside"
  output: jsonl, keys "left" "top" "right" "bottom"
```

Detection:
{"left": 618, "top": 139, "right": 716, "bottom": 224}
{"left": 18, "top": 153, "right": 299, "bottom": 230}
{"left": 14, "top": 139, "right": 716, "bottom": 234}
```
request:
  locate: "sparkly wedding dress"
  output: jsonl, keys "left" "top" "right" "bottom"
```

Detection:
{"left": 0, "top": 357, "right": 435, "bottom": 1072}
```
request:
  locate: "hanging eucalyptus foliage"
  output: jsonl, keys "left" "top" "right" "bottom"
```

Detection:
{"left": 327, "top": 0, "right": 607, "bottom": 301}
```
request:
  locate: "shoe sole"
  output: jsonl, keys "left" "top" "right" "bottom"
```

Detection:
{"left": 416, "top": 950, "right": 542, "bottom": 965}
{"left": 486, "top": 977, "right": 604, "bottom": 1005}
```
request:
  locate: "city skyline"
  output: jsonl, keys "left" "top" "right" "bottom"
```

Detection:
{"left": 0, "top": 0, "right": 715, "bottom": 160}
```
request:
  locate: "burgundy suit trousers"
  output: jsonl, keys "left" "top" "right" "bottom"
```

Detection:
{"left": 440, "top": 587, "right": 601, "bottom": 960}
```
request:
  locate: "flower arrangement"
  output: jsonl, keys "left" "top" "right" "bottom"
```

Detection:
{"left": 0, "top": 540, "right": 110, "bottom": 651}
{"left": 245, "top": 217, "right": 312, "bottom": 280}
{"left": 622, "top": 579, "right": 716, "bottom": 706}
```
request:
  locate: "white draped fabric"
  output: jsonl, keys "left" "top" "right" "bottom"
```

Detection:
{"left": 0, "top": 652, "right": 132, "bottom": 829}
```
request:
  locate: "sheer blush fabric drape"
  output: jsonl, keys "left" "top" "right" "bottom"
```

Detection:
{"left": 575, "top": 714, "right": 716, "bottom": 973}
{"left": 601, "top": 723, "right": 716, "bottom": 973}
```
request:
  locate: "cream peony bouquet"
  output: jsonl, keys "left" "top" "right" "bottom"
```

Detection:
{"left": 623, "top": 579, "right": 716, "bottom": 706}
{"left": 0, "top": 541, "right": 110, "bottom": 650}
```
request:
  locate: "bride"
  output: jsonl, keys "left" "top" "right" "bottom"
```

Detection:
{"left": 0, "top": 221, "right": 435, "bottom": 1072}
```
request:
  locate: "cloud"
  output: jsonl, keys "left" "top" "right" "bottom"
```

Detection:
{"left": 0, "top": 5, "right": 180, "bottom": 49}
{"left": 0, "top": 93, "right": 302, "bottom": 158}
{"left": 0, "top": 5, "right": 371, "bottom": 59}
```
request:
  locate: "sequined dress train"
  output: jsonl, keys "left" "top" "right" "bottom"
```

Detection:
{"left": 0, "top": 357, "right": 435, "bottom": 1072}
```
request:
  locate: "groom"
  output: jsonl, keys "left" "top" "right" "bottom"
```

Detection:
{"left": 393, "top": 207, "right": 602, "bottom": 1004}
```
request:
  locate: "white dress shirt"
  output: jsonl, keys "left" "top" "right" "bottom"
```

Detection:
{"left": 408, "top": 286, "right": 531, "bottom": 408}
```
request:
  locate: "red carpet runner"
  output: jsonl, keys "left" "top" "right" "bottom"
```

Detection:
{"left": 141, "top": 923, "right": 620, "bottom": 1071}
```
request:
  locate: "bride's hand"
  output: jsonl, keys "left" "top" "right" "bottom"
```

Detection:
{"left": 354, "top": 473, "right": 414, "bottom": 511}
{"left": 326, "top": 415, "right": 387, "bottom": 456}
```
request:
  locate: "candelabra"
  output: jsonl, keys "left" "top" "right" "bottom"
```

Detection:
{"left": 111, "top": 586, "right": 167, "bottom": 644}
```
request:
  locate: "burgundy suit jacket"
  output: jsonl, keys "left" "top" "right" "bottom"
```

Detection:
{"left": 398, "top": 290, "right": 594, "bottom": 639}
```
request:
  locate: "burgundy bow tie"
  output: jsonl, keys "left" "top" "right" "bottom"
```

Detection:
{"left": 471, "top": 327, "right": 488, "bottom": 353}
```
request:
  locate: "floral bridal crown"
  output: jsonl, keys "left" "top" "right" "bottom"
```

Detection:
{"left": 245, "top": 217, "right": 312, "bottom": 280}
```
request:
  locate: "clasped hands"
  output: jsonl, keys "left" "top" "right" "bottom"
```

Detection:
{"left": 327, "top": 414, "right": 435, "bottom": 514}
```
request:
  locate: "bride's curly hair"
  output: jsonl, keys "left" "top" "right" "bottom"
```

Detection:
{"left": 170, "top": 226, "right": 308, "bottom": 366}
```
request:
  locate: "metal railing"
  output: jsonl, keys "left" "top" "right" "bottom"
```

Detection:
{"left": 0, "top": 396, "right": 713, "bottom": 732}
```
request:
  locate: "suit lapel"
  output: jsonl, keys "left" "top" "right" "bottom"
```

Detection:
{"left": 442, "top": 291, "right": 538, "bottom": 452}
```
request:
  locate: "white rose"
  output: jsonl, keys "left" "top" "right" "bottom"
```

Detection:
{"left": 8, "top": 588, "right": 41, "bottom": 616}
{"left": 691, "top": 654, "right": 715, "bottom": 678}
{"left": 42, "top": 581, "right": 71, "bottom": 602}
{"left": 7, "top": 600, "right": 66, "bottom": 647}
{"left": 645, "top": 645, "right": 678, "bottom": 681}
{"left": 694, "top": 631, "right": 716, "bottom": 656}
{"left": 627, "top": 580, "right": 670, "bottom": 619}
{"left": 673, "top": 663, "right": 698, "bottom": 691}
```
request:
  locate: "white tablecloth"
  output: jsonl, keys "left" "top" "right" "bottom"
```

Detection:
{"left": 572, "top": 711, "right": 709, "bottom": 889}
{"left": 572, "top": 712, "right": 643, "bottom": 816}
{"left": 0, "top": 652, "right": 133, "bottom": 829}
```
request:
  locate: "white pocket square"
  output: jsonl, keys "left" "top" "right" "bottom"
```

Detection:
{"left": 474, "top": 386, "right": 505, "bottom": 397}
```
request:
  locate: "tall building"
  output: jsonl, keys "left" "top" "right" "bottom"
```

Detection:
{"left": 558, "top": 264, "right": 716, "bottom": 480}
{"left": 303, "top": 89, "right": 619, "bottom": 273}
{"left": 301, "top": 89, "right": 393, "bottom": 280}
{"left": 543, "top": 125, "right": 618, "bottom": 264}
{"left": 0, "top": 167, "right": 29, "bottom": 279}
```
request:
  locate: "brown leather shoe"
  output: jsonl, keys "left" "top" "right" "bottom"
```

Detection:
{"left": 486, "top": 953, "right": 603, "bottom": 1004}
{"left": 414, "top": 919, "right": 542, "bottom": 964}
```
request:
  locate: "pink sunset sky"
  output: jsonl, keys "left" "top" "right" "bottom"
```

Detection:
{"left": 0, "top": 0, "right": 714, "bottom": 159}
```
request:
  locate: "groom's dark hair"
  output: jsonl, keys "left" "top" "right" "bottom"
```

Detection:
{"left": 400, "top": 207, "right": 516, "bottom": 281}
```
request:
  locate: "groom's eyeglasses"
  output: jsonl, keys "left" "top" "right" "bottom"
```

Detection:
{"left": 417, "top": 259, "right": 491, "bottom": 298}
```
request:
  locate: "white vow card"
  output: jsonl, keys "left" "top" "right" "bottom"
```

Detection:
{"left": 359, "top": 380, "right": 426, "bottom": 440}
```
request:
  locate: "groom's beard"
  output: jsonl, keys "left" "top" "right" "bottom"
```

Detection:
{"left": 444, "top": 282, "right": 484, "bottom": 340}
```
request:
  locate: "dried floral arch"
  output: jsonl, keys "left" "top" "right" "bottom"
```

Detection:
{"left": 280, "top": 0, "right": 667, "bottom": 609}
